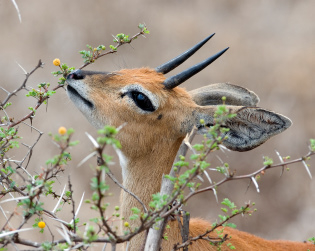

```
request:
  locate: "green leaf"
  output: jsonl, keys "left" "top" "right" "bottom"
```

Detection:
{"left": 193, "top": 144, "right": 204, "bottom": 151}
{"left": 221, "top": 207, "right": 228, "bottom": 213}
{"left": 226, "top": 223, "right": 237, "bottom": 229}
{"left": 190, "top": 154, "right": 199, "bottom": 160}
{"left": 129, "top": 214, "right": 139, "bottom": 220}
{"left": 310, "top": 139, "right": 315, "bottom": 152}
{"left": 109, "top": 45, "right": 117, "bottom": 51}
{"left": 69, "top": 140, "right": 79, "bottom": 146}
{"left": 3, "top": 102, "right": 12, "bottom": 109}
{"left": 131, "top": 207, "right": 140, "bottom": 214}
{"left": 263, "top": 156, "right": 273, "bottom": 166}
{"left": 199, "top": 161, "right": 210, "bottom": 170}
{"left": 91, "top": 192, "right": 99, "bottom": 201}
{"left": 174, "top": 160, "right": 189, "bottom": 167}
{"left": 9, "top": 181, "right": 16, "bottom": 188}
{"left": 221, "top": 198, "right": 236, "bottom": 209}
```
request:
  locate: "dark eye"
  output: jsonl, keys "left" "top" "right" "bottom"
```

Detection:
{"left": 130, "top": 91, "right": 155, "bottom": 112}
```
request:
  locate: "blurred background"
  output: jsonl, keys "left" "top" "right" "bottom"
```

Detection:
{"left": 0, "top": 0, "right": 314, "bottom": 249}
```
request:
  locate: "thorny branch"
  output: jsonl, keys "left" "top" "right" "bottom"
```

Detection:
{"left": 144, "top": 126, "right": 315, "bottom": 250}
{"left": 1, "top": 116, "right": 314, "bottom": 250}
{"left": 68, "top": 176, "right": 76, "bottom": 234}
{"left": 185, "top": 150, "right": 315, "bottom": 201}
{"left": 172, "top": 204, "right": 251, "bottom": 251}
{"left": 1, "top": 31, "right": 314, "bottom": 250}
{"left": 78, "top": 26, "right": 148, "bottom": 70}
{"left": 7, "top": 82, "right": 64, "bottom": 129}
{"left": 0, "top": 60, "right": 43, "bottom": 108}
{"left": 0, "top": 29, "right": 152, "bottom": 249}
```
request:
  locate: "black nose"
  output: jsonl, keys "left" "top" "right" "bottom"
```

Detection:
{"left": 67, "top": 70, "right": 85, "bottom": 80}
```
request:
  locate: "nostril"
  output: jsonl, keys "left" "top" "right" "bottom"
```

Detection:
{"left": 67, "top": 70, "right": 85, "bottom": 80}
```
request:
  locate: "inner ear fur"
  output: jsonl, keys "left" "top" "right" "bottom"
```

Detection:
{"left": 193, "top": 105, "right": 292, "bottom": 152}
{"left": 189, "top": 83, "right": 260, "bottom": 107}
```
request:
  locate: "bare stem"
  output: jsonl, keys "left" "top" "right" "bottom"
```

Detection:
{"left": 1, "top": 60, "right": 43, "bottom": 107}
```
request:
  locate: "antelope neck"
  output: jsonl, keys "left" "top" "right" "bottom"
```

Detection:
{"left": 118, "top": 137, "right": 183, "bottom": 213}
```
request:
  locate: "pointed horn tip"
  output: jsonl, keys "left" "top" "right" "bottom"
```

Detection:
{"left": 155, "top": 34, "right": 217, "bottom": 74}
{"left": 214, "top": 47, "right": 230, "bottom": 58}
{"left": 207, "top": 33, "right": 216, "bottom": 40}
{"left": 162, "top": 46, "right": 230, "bottom": 90}
{"left": 221, "top": 47, "right": 230, "bottom": 53}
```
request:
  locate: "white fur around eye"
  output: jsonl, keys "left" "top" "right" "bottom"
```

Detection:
{"left": 120, "top": 84, "right": 160, "bottom": 114}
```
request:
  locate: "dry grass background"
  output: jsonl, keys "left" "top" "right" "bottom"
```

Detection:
{"left": 0, "top": 0, "right": 314, "bottom": 249}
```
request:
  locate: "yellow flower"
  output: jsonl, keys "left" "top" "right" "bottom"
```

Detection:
{"left": 124, "top": 222, "right": 130, "bottom": 227}
{"left": 53, "top": 58, "right": 61, "bottom": 66}
{"left": 58, "top": 126, "right": 67, "bottom": 135}
{"left": 38, "top": 221, "right": 45, "bottom": 229}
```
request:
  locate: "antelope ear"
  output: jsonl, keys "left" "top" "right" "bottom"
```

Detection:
{"left": 189, "top": 83, "right": 260, "bottom": 107}
{"left": 193, "top": 106, "right": 292, "bottom": 152}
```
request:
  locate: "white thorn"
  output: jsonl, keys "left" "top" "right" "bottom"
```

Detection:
{"left": 203, "top": 170, "right": 212, "bottom": 184}
{"left": 0, "top": 228, "right": 33, "bottom": 238}
{"left": 196, "top": 175, "right": 204, "bottom": 182}
{"left": 0, "top": 196, "right": 29, "bottom": 204}
{"left": 212, "top": 188, "right": 218, "bottom": 203}
{"left": 52, "top": 184, "right": 67, "bottom": 214}
{"left": 251, "top": 176, "right": 260, "bottom": 193}
{"left": 70, "top": 192, "right": 85, "bottom": 224}
{"left": 77, "top": 152, "right": 96, "bottom": 167}
{"left": 46, "top": 216, "right": 69, "bottom": 225}
{"left": 85, "top": 132, "right": 100, "bottom": 149}
{"left": 219, "top": 144, "right": 230, "bottom": 152}
{"left": 102, "top": 243, "right": 108, "bottom": 251}
{"left": 216, "top": 155, "right": 224, "bottom": 164}
{"left": 16, "top": 61, "right": 27, "bottom": 74}
{"left": 183, "top": 138, "right": 196, "bottom": 154}
{"left": 57, "top": 224, "right": 72, "bottom": 245}
{"left": 275, "top": 150, "right": 285, "bottom": 176}
{"left": 11, "top": 0, "right": 22, "bottom": 23}
{"left": 302, "top": 160, "right": 312, "bottom": 179}
{"left": 125, "top": 241, "right": 130, "bottom": 251}
{"left": 112, "top": 34, "right": 119, "bottom": 42}
{"left": 17, "top": 164, "right": 35, "bottom": 183}
{"left": 275, "top": 150, "right": 284, "bottom": 163}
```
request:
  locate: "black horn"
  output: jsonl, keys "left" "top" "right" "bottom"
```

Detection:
{"left": 155, "top": 34, "right": 215, "bottom": 74}
{"left": 162, "top": 47, "right": 229, "bottom": 89}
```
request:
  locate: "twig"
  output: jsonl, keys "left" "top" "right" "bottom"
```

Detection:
{"left": 184, "top": 151, "right": 315, "bottom": 202}
{"left": 68, "top": 176, "right": 76, "bottom": 234}
{"left": 78, "top": 29, "right": 147, "bottom": 70}
{"left": 7, "top": 83, "right": 63, "bottom": 129}
{"left": 172, "top": 204, "right": 250, "bottom": 250}
{"left": 18, "top": 122, "right": 43, "bottom": 169}
{"left": 106, "top": 166, "right": 147, "bottom": 213}
{"left": 1, "top": 60, "right": 43, "bottom": 107}
{"left": 176, "top": 211, "right": 190, "bottom": 251}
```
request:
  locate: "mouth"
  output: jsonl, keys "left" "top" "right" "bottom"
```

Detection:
{"left": 67, "top": 85, "right": 94, "bottom": 110}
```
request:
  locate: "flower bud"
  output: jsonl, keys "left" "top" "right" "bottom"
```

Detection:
{"left": 53, "top": 58, "right": 61, "bottom": 66}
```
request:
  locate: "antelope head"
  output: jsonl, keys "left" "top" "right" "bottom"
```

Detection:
{"left": 66, "top": 34, "right": 291, "bottom": 157}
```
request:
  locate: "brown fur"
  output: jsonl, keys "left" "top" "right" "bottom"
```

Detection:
{"left": 66, "top": 67, "right": 312, "bottom": 250}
